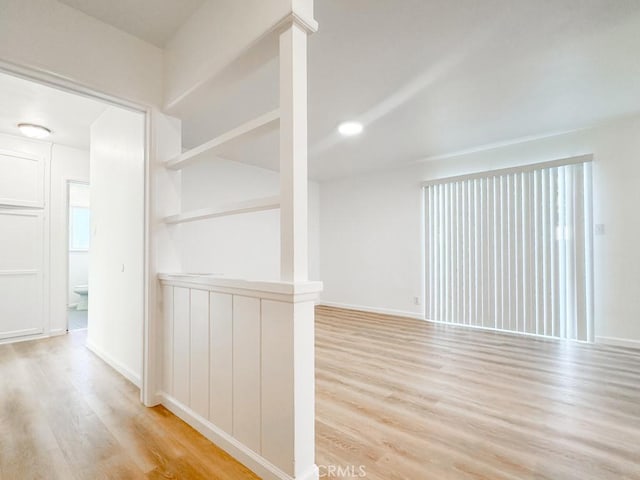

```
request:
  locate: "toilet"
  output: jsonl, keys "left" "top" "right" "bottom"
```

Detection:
{"left": 73, "top": 285, "right": 89, "bottom": 311}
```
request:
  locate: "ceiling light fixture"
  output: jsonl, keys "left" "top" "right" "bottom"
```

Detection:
{"left": 338, "top": 121, "right": 363, "bottom": 137}
{"left": 18, "top": 123, "right": 51, "bottom": 139}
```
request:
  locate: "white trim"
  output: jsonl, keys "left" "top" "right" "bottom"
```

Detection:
{"left": 159, "top": 274, "right": 322, "bottom": 303}
{"left": 319, "top": 301, "right": 425, "bottom": 320}
{"left": 415, "top": 130, "right": 591, "bottom": 164}
{"left": 421, "top": 154, "right": 593, "bottom": 187}
{"left": 0, "top": 210, "right": 42, "bottom": 217}
{"left": 0, "top": 59, "right": 150, "bottom": 114}
{"left": 160, "top": 393, "right": 319, "bottom": 480}
{"left": 0, "top": 327, "right": 43, "bottom": 340}
{"left": 0, "top": 61, "right": 152, "bottom": 406}
{"left": 86, "top": 340, "right": 142, "bottom": 387}
{"left": 596, "top": 336, "right": 640, "bottom": 350}
{"left": 0, "top": 332, "right": 48, "bottom": 346}
{"left": 0, "top": 147, "right": 42, "bottom": 162}
{"left": 274, "top": 11, "right": 319, "bottom": 35}
{"left": 0, "top": 269, "right": 38, "bottom": 276}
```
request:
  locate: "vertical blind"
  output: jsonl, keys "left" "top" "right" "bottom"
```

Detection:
{"left": 424, "top": 157, "right": 593, "bottom": 341}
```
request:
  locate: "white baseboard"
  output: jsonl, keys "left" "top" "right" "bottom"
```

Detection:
{"left": 50, "top": 328, "right": 67, "bottom": 337}
{"left": 160, "top": 393, "right": 319, "bottom": 480}
{"left": 596, "top": 336, "right": 640, "bottom": 350}
{"left": 86, "top": 340, "right": 141, "bottom": 387}
{"left": 318, "top": 301, "right": 424, "bottom": 320}
{"left": 0, "top": 332, "right": 47, "bottom": 346}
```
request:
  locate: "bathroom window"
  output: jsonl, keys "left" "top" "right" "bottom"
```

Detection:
{"left": 69, "top": 207, "right": 90, "bottom": 251}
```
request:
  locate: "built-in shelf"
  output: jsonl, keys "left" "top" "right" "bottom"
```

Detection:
{"left": 165, "top": 110, "right": 280, "bottom": 170}
{"left": 163, "top": 195, "right": 280, "bottom": 225}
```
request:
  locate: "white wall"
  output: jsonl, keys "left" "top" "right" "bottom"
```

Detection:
{"left": 88, "top": 106, "right": 145, "bottom": 385}
{"left": 178, "top": 157, "right": 320, "bottom": 280}
{"left": 164, "top": 0, "right": 314, "bottom": 110}
{"left": 319, "top": 114, "right": 640, "bottom": 345}
{"left": 0, "top": 0, "right": 163, "bottom": 106}
{"left": 50, "top": 145, "right": 89, "bottom": 331}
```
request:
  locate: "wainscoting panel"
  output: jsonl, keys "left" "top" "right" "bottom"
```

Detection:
{"left": 210, "top": 292, "right": 233, "bottom": 434}
{"left": 190, "top": 289, "right": 210, "bottom": 419}
{"left": 232, "top": 295, "right": 262, "bottom": 453}
{"left": 161, "top": 284, "right": 174, "bottom": 393}
{"left": 173, "top": 287, "right": 191, "bottom": 406}
{"left": 261, "top": 299, "right": 294, "bottom": 470}
{"left": 158, "top": 274, "right": 322, "bottom": 480}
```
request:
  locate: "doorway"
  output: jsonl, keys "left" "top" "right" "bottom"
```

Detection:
{"left": 0, "top": 67, "right": 148, "bottom": 394}
{"left": 67, "top": 181, "right": 90, "bottom": 331}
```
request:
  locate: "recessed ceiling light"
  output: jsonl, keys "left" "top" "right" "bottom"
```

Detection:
{"left": 18, "top": 123, "right": 51, "bottom": 139}
{"left": 338, "top": 121, "right": 363, "bottom": 137}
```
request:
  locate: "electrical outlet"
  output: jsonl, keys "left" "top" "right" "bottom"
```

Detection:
{"left": 595, "top": 224, "right": 605, "bottom": 236}
{"left": 413, "top": 296, "right": 421, "bottom": 305}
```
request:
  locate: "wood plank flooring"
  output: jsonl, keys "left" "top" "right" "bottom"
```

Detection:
{"left": 315, "top": 306, "right": 640, "bottom": 480}
{"left": 0, "top": 330, "right": 258, "bottom": 480}
{"left": 2, "top": 307, "right": 640, "bottom": 479}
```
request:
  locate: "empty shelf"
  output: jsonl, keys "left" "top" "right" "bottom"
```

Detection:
{"left": 163, "top": 195, "right": 280, "bottom": 224}
{"left": 165, "top": 110, "right": 280, "bottom": 170}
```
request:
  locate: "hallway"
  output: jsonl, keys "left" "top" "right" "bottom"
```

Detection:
{"left": 0, "top": 331, "right": 257, "bottom": 479}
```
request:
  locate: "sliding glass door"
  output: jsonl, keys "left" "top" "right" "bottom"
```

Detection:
{"left": 424, "top": 157, "right": 594, "bottom": 341}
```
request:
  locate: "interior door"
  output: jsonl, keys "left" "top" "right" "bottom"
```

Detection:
{"left": 0, "top": 210, "right": 45, "bottom": 339}
{"left": 0, "top": 148, "right": 46, "bottom": 340}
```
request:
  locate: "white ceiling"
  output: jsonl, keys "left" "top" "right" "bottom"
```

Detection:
{"left": 181, "top": 0, "right": 640, "bottom": 180}
{"left": 0, "top": 71, "right": 108, "bottom": 149}
{"left": 4, "top": 1, "right": 640, "bottom": 179}
{"left": 304, "top": 0, "right": 640, "bottom": 180}
{"left": 57, "top": 0, "right": 205, "bottom": 46}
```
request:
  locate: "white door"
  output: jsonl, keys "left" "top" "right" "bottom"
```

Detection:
{"left": 0, "top": 148, "right": 47, "bottom": 340}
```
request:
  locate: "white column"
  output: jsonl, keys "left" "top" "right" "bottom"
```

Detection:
{"left": 278, "top": 17, "right": 319, "bottom": 480}
{"left": 143, "top": 109, "right": 182, "bottom": 406}
{"left": 279, "top": 22, "right": 309, "bottom": 282}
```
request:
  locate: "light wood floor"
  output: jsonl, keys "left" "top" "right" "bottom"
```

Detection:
{"left": 0, "top": 330, "right": 258, "bottom": 480}
{"left": 2, "top": 307, "right": 640, "bottom": 479}
{"left": 315, "top": 306, "right": 640, "bottom": 480}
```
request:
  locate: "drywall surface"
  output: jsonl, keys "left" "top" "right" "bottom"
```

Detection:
{"left": 319, "top": 114, "right": 640, "bottom": 343}
{"left": 178, "top": 157, "right": 320, "bottom": 280}
{"left": 0, "top": 0, "right": 163, "bottom": 106}
{"left": 88, "top": 107, "right": 145, "bottom": 385}
{"left": 164, "top": 0, "right": 309, "bottom": 110}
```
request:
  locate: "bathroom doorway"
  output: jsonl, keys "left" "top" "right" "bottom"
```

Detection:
{"left": 67, "top": 181, "right": 90, "bottom": 331}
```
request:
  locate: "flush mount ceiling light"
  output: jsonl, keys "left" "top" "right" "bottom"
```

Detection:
{"left": 18, "top": 123, "right": 51, "bottom": 139}
{"left": 338, "top": 121, "right": 363, "bottom": 137}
